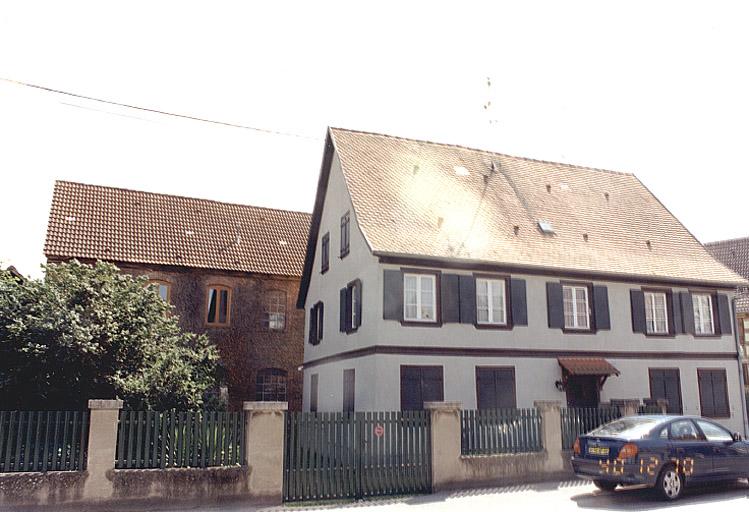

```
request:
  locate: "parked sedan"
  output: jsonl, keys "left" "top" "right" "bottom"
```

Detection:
{"left": 571, "top": 415, "right": 749, "bottom": 500}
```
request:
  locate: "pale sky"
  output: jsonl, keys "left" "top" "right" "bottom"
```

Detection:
{"left": 2, "top": 1, "right": 748, "bottom": 278}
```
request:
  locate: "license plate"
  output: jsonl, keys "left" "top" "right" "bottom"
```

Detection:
{"left": 587, "top": 445, "right": 609, "bottom": 456}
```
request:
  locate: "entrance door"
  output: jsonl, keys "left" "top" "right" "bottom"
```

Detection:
{"left": 565, "top": 376, "right": 600, "bottom": 407}
{"left": 649, "top": 369, "right": 683, "bottom": 413}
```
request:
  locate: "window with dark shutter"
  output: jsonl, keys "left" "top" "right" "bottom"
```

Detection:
{"left": 630, "top": 289, "right": 646, "bottom": 333}
{"left": 715, "top": 294, "right": 733, "bottom": 335}
{"left": 592, "top": 285, "right": 610, "bottom": 330}
{"left": 342, "top": 279, "right": 362, "bottom": 333}
{"left": 546, "top": 282, "right": 564, "bottom": 329}
{"left": 310, "top": 374, "right": 319, "bottom": 412}
{"left": 340, "top": 212, "right": 350, "bottom": 258}
{"left": 321, "top": 232, "right": 330, "bottom": 273}
{"left": 476, "top": 367, "right": 517, "bottom": 409}
{"left": 698, "top": 369, "right": 730, "bottom": 418}
{"left": 383, "top": 270, "right": 404, "bottom": 321}
{"left": 343, "top": 369, "right": 355, "bottom": 412}
{"left": 510, "top": 278, "right": 527, "bottom": 326}
{"left": 400, "top": 366, "right": 444, "bottom": 411}
{"left": 648, "top": 369, "right": 683, "bottom": 414}
{"left": 309, "top": 302, "right": 324, "bottom": 344}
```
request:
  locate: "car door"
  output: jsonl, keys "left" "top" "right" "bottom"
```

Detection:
{"left": 668, "top": 419, "right": 712, "bottom": 480}
{"left": 694, "top": 418, "right": 745, "bottom": 478}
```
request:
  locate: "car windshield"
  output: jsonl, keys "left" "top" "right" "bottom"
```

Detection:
{"left": 588, "top": 417, "right": 662, "bottom": 439}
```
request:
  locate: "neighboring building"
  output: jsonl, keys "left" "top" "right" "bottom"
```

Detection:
{"left": 45, "top": 181, "right": 310, "bottom": 410}
{"left": 705, "top": 237, "right": 749, "bottom": 389}
{"left": 297, "top": 127, "right": 749, "bottom": 433}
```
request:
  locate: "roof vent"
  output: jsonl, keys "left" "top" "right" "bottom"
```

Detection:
{"left": 185, "top": 230, "right": 194, "bottom": 236}
{"left": 583, "top": 233, "right": 589, "bottom": 242}
{"left": 646, "top": 240, "right": 652, "bottom": 250}
{"left": 538, "top": 220, "right": 555, "bottom": 234}
{"left": 559, "top": 183, "right": 570, "bottom": 191}
{"left": 513, "top": 225, "right": 520, "bottom": 235}
{"left": 279, "top": 240, "right": 288, "bottom": 246}
{"left": 546, "top": 184, "right": 552, "bottom": 193}
{"left": 65, "top": 216, "right": 76, "bottom": 223}
{"left": 604, "top": 192, "right": 610, "bottom": 202}
{"left": 490, "top": 161, "right": 499, "bottom": 173}
{"left": 454, "top": 166, "right": 470, "bottom": 177}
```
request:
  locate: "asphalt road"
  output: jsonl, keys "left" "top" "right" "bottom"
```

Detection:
{"left": 10, "top": 479, "right": 749, "bottom": 512}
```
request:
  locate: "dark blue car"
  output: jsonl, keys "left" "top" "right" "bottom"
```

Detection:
{"left": 571, "top": 415, "right": 749, "bottom": 500}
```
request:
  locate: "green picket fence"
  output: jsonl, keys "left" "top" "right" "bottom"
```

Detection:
{"left": 115, "top": 410, "right": 244, "bottom": 469}
{"left": 460, "top": 408, "right": 543, "bottom": 455}
{"left": 0, "top": 411, "right": 89, "bottom": 472}
{"left": 560, "top": 407, "right": 621, "bottom": 449}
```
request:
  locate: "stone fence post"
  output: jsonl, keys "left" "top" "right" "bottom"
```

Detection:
{"left": 424, "top": 401, "right": 462, "bottom": 492}
{"left": 243, "top": 401, "right": 287, "bottom": 502}
{"left": 83, "top": 399, "right": 123, "bottom": 501}
{"left": 533, "top": 400, "right": 564, "bottom": 471}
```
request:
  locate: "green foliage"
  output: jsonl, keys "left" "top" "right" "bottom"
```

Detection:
{"left": 0, "top": 260, "right": 220, "bottom": 409}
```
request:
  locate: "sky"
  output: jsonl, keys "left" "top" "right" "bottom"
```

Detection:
{"left": 1, "top": 1, "right": 748, "bottom": 278}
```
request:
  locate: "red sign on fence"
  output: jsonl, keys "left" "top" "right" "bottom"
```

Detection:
{"left": 374, "top": 424, "right": 385, "bottom": 438}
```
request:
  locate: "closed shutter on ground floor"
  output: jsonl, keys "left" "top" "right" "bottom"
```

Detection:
{"left": 475, "top": 367, "right": 517, "bottom": 409}
{"left": 400, "top": 365, "right": 444, "bottom": 411}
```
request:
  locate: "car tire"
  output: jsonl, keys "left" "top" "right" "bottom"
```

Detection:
{"left": 593, "top": 480, "right": 618, "bottom": 492}
{"left": 655, "top": 464, "right": 683, "bottom": 501}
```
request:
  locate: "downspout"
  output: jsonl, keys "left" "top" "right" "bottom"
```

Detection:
{"left": 731, "top": 298, "right": 749, "bottom": 437}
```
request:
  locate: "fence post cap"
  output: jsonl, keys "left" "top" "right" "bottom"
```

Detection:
{"left": 88, "top": 399, "right": 124, "bottom": 410}
{"left": 243, "top": 401, "right": 288, "bottom": 411}
{"left": 423, "top": 401, "right": 462, "bottom": 411}
{"left": 533, "top": 400, "right": 563, "bottom": 411}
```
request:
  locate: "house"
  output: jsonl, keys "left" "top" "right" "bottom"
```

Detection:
{"left": 44, "top": 181, "right": 311, "bottom": 410}
{"left": 705, "top": 237, "right": 749, "bottom": 390}
{"left": 297, "top": 127, "right": 749, "bottom": 433}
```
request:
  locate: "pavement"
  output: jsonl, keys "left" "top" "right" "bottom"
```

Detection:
{"left": 6, "top": 479, "right": 749, "bottom": 512}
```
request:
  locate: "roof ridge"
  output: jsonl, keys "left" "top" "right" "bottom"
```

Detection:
{"left": 704, "top": 235, "right": 749, "bottom": 247}
{"left": 54, "top": 180, "right": 312, "bottom": 218}
{"left": 328, "top": 126, "right": 635, "bottom": 178}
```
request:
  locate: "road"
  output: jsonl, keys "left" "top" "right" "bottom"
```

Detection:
{"left": 63, "top": 478, "right": 749, "bottom": 512}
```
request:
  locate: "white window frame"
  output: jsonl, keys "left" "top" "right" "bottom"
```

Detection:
{"left": 562, "top": 284, "right": 590, "bottom": 330}
{"left": 692, "top": 293, "right": 715, "bottom": 335}
{"left": 644, "top": 291, "right": 669, "bottom": 335}
{"left": 403, "top": 273, "right": 437, "bottom": 323}
{"left": 476, "top": 278, "right": 507, "bottom": 325}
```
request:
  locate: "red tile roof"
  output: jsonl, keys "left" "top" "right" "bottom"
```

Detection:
{"left": 45, "top": 181, "right": 311, "bottom": 276}
{"left": 558, "top": 357, "right": 620, "bottom": 376}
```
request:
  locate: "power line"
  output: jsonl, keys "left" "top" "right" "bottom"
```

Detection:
{"left": 0, "top": 77, "right": 322, "bottom": 141}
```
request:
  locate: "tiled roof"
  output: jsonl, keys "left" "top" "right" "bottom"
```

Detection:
{"left": 705, "top": 237, "right": 749, "bottom": 313}
{"left": 329, "top": 128, "right": 746, "bottom": 287}
{"left": 558, "top": 357, "right": 620, "bottom": 376}
{"left": 45, "top": 181, "right": 311, "bottom": 277}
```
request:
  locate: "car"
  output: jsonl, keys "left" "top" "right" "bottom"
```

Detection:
{"left": 570, "top": 415, "right": 749, "bottom": 500}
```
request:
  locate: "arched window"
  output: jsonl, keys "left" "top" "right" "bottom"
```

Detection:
{"left": 263, "top": 290, "right": 286, "bottom": 331}
{"left": 206, "top": 285, "right": 232, "bottom": 326}
{"left": 256, "top": 368, "right": 287, "bottom": 401}
{"left": 147, "top": 280, "right": 171, "bottom": 302}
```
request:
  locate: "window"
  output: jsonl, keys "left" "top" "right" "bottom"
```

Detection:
{"left": 340, "top": 212, "right": 350, "bottom": 258}
{"left": 255, "top": 368, "right": 287, "bottom": 402}
{"left": 669, "top": 420, "right": 703, "bottom": 441}
{"left": 698, "top": 369, "right": 730, "bottom": 418}
{"left": 148, "top": 280, "right": 171, "bottom": 302}
{"left": 475, "top": 367, "right": 516, "bottom": 409}
{"left": 476, "top": 278, "right": 507, "bottom": 325}
{"left": 206, "top": 286, "right": 231, "bottom": 326}
{"left": 648, "top": 369, "right": 683, "bottom": 414}
{"left": 263, "top": 291, "right": 286, "bottom": 331}
{"left": 343, "top": 369, "right": 355, "bottom": 412}
{"left": 562, "top": 285, "right": 589, "bottom": 330}
{"left": 400, "top": 366, "right": 444, "bottom": 411}
{"left": 692, "top": 293, "right": 715, "bottom": 335}
{"left": 340, "top": 279, "right": 362, "bottom": 333}
{"left": 743, "top": 318, "right": 749, "bottom": 343}
{"left": 310, "top": 374, "right": 318, "bottom": 412}
{"left": 321, "top": 232, "right": 330, "bottom": 273}
{"left": 644, "top": 292, "right": 668, "bottom": 334}
{"left": 308, "top": 302, "right": 324, "bottom": 345}
{"left": 694, "top": 419, "right": 733, "bottom": 442}
{"left": 403, "top": 273, "right": 436, "bottom": 322}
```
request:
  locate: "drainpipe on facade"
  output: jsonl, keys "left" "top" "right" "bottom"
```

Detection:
{"left": 732, "top": 298, "right": 749, "bottom": 437}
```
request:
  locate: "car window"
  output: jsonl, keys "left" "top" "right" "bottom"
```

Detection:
{"left": 695, "top": 419, "right": 733, "bottom": 442}
{"left": 669, "top": 420, "right": 703, "bottom": 441}
{"left": 658, "top": 427, "right": 668, "bottom": 439}
{"left": 589, "top": 417, "right": 661, "bottom": 438}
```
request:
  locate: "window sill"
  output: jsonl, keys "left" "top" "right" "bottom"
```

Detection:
{"left": 339, "top": 249, "right": 350, "bottom": 259}
{"left": 401, "top": 320, "right": 442, "bottom": 328}
{"left": 644, "top": 332, "right": 675, "bottom": 338}
{"left": 694, "top": 334, "right": 721, "bottom": 339}
{"left": 475, "top": 322, "right": 512, "bottom": 330}
{"left": 321, "top": 267, "right": 329, "bottom": 275}
{"left": 561, "top": 327, "right": 595, "bottom": 335}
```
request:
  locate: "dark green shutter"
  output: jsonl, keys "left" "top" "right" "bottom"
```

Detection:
{"left": 309, "top": 307, "right": 318, "bottom": 345}
{"left": 670, "top": 292, "right": 683, "bottom": 334}
{"left": 440, "top": 274, "right": 461, "bottom": 323}
{"left": 679, "top": 292, "right": 695, "bottom": 334}
{"left": 459, "top": 275, "right": 476, "bottom": 324}
{"left": 339, "top": 288, "right": 346, "bottom": 332}
{"left": 344, "top": 286, "right": 353, "bottom": 332}
{"left": 630, "top": 290, "right": 646, "bottom": 333}
{"left": 510, "top": 279, "right": 527, "bottom": 326}
{"left": 318, "top": 303, "right": 324, "bottom": 341}
{"left": 716, "top": 294, "right": 733, "bottom": 335}
{"left": 383, "top": 270, "right": 403, "bottom": 321}
{"left": 592, "top": 285, "right": 610, "bottom": 330}
{"left": 546, "top": 282, "right": 564, "bottom": 329}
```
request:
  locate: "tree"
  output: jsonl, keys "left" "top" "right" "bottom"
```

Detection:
{"left": 0, "top": 260, "right": 220, "bottom": 410}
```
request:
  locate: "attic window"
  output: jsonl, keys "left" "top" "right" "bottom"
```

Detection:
{"left": 454, "top": 166, "right": 470, "bottom": 177}
{"left": 538, "top": 220, "right": 555, "bottom": 234}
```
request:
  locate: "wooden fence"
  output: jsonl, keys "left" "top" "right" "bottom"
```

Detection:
{"left": 560, "top": 407, "right": 621, "bottom": 449}
{"left": 0, "top": 411, "right": 89, "bottom": 472}
{"left": 115, "top": 410, "right": 244, "bottom": 469}
{"left": 460, "top": 408, "right": 543, "bottom": 455}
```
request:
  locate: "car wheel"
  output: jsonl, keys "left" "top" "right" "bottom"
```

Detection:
{"left": 593, "top": 480, "right": 618, "bottom": 491}
{"left": 656, "top": 465, "right": 683, "bottom": 501}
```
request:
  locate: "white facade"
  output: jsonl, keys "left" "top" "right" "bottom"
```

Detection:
{"left": 301, "top": 147, "right": 747, "bottom": 434}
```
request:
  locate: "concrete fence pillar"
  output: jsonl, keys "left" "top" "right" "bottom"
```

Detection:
{"left": 83, "top": 399, "right": 123, "bottom": 500}
{"left": 533, "top": 400, "right": 564, "bottom": 471}
{"left": 243, "top": 401, "right": 287, "bottom": 502}
{"left": 424, "top": 401, "right": 462, "bottom": 492}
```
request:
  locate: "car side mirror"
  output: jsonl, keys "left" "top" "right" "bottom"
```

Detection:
{"left": 732, "top": 432, "right": 743, "bottom": 442}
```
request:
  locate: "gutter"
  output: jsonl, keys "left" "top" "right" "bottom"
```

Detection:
{"left": 732, "top": 297, "right": 749, "bottom": 437}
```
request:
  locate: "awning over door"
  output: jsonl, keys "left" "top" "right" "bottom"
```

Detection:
{"left": 558, "top": 357, "right": 620, "bottom": 376}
